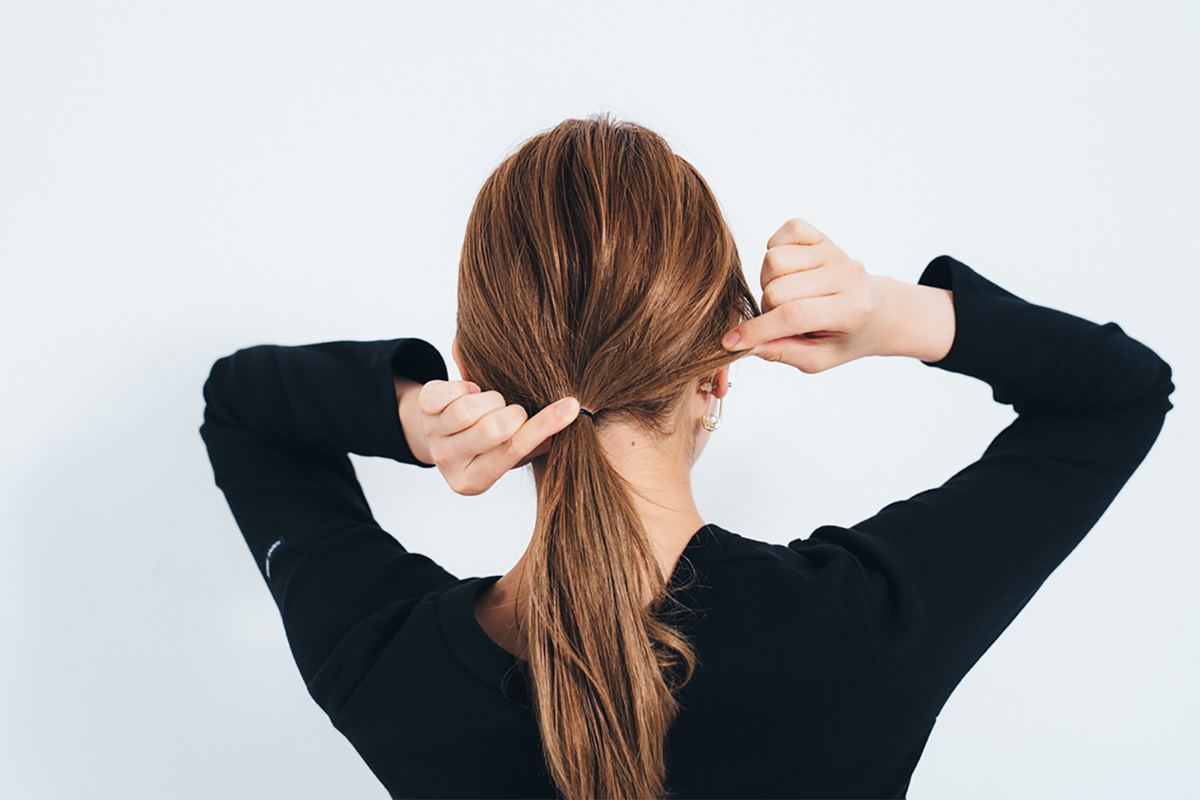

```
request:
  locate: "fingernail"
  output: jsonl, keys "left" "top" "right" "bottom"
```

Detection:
{"left": 556, "top": 398, "right": 578, "bottom": 417}
{"left": 468, "top": 383, "right": 481, "bottom": 394}
{"left": 722, "top": 331, "right": 740, "bottom": 349}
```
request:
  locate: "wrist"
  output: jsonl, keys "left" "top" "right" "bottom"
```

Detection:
{"left": 873, "top": 276, "right": 955, "bottom": 362}
{"left": 394, "top": 376, "right": 434, "bottom": 465}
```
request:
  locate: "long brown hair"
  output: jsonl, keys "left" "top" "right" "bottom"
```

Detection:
{"left": 455, "top": 116, "right": 758, "bottom": 799}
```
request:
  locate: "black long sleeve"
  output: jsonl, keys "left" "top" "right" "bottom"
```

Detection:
{"left": 831, "top": 256, "right": 1174, "bottom": 713}
{"left": 199, "top": 338, "right": 455, "bottom": 711}
{"left": 199, "top": 257, "right": 1173, "bottom": 798}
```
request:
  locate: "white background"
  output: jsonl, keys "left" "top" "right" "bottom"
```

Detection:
{"left": 2, "top": 2, "right": 1196, "bottom": 797}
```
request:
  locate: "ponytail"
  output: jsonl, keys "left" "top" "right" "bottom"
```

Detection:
{"left": 522, "top": 416, "right": 695, "bottom": 799}
{"left": 454, "top": 114, "right": 759, "bottom": 799}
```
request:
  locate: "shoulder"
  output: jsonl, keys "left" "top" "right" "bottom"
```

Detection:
{"left": 682, "top": 526, "right": 889, "bottom": 675}
{"left": 703, "top": 523, "right": 855, "bottom": 571}
{"left": 693, "top": 524, "right": 871, "bottom": 605}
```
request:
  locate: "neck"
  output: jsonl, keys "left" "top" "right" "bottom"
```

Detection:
{"left": 527, "top": 418, "right": 704, "bottom": 577}
{"left": 474, "top": 419, "right": 705, "bottom": 658}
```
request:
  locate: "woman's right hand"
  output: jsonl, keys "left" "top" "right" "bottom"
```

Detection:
{"left": 722, "top": 219, "right": 955, "bottom": 370}
{"left": 398, "top": 378, "right": 580, "bottom": 496}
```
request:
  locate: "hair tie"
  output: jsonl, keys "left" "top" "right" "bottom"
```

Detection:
{"left": 579, "top": 408, "right": 597, "bottom": 420}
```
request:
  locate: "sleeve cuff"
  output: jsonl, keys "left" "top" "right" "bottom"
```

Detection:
{"left": 915, "top": 255, "right": 1024, "bottom": 378}
{"left": 390, "top": 337, "right": 450, "bottom": 386}
{"left": 376, "top": 338, "right": 449, "bottom": 467}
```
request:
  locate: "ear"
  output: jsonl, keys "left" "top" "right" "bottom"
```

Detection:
{"left": 451, "top": 336, "right": 472, "bottom": 383}
{"left": 713, "top": 365, "right": 731, "bottom": 399}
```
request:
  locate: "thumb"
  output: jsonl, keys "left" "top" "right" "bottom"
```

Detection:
{"left": 722, "top": 328, "right": 748, "bottom": 352}
{"left": 751, "top": 336, "right": 843, "bottom": 374}
{"left": 502, "top": 397, "right": 580, "bottom": 470}
{"left": 749, "top": 338, "right": 785, "bottom": 364}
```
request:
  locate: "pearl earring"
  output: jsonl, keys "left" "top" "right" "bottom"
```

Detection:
{"left": 700, "top": 378, "right": 727, "bottom": 432}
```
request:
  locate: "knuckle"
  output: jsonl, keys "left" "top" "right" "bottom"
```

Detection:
{"left": 781, "top": 302, "right": 804, "bottom": 327}
{"left": 417, "top": 386, "right": 439, "bottom": 412}
{"left": 429, "top": 443, "right": 451, "bottom": 465}
{"left": 450, "top": 402, "right": 474, "bottom": 428}
{"left": 856, "top": 295, "right": 875, "bottom": 318}
{"left": 452, "top": 473, "right": 481, "bottom": 496}
{"left": 847, "top": 289, "right": 873, "bottom": 319}
{"left": 763, "top": 248, "right": 783, "bottom": 276}
{"left": 785, "top": 218, "right": 805, "bottom": 238}
{"left": 480, "top": 415, "right": 505, "bottom": 443}
{"left": 759, "top": 266, "right": 776, "bottom": 293}
{"left": 761, "top": 282, "right": 782, "bottom": 311}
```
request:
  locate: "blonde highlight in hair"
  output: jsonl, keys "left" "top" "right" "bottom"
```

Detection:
{"left": 456, "top": 116, "right": 758, "bottom": 799}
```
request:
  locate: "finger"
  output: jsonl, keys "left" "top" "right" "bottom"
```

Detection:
{"left": 466, "top": 397, "right": 580, "bottom": 480}
{"left": 766, "top": 218, "right": 828, "bottom": 250}
{"left": 429, "top": 390, "right": 507, "bottom": 436}
{"left": 443, "top": 402, "right": 529, "bottom": 462}
{"left": 509, "top": 434, "right": 556, "bottom": 471}
{"left": 760, "top": 265, "right": 844, "bottom": 313}
{"left": 751, "top": 336, "right": 846, "bottom": 374}
{"left": 760, "top": 240, "right": 842, "bottom": 290}
{"left": 418, "top": 380, "right": 481, "bottom": 415}
{"left": 521, "top": 435, "right": 554, "bottom": 464}
{"left": 724, "top": 295, "right": 849, "bottom": 352}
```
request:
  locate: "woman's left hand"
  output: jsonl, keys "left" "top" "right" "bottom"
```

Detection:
{"left": 395, "top": 377, "right": 580, "bottom": 496}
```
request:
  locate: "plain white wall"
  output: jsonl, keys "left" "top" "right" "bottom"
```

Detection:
{"left": 1, "top": 1, "right": 1196, "bottom": 797}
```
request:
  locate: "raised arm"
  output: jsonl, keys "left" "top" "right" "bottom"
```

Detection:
{"left": 726, "top": 219, "right": 1175, "bottom": 714}
{"left": 837, "top": 255, "right": 1172, "bottom": 712}
{"left": 199, "top": 338, "right": 459, "bottom": 712}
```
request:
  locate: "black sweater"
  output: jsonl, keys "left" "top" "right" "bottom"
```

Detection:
{"left": 200, "top": 257, "right": 1173, "bottom": 798}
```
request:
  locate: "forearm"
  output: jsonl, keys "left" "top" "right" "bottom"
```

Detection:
{"left": 395, "top": 376, "right": 434, "bottom": 466}
{"left": 203, "top": 341, "right": 418, "bottom": 461}
{"left": 873, "top": 275, "right": 956, "bottom": 363}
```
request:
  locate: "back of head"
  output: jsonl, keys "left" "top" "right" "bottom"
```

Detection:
{"left": 456, "top": 115, "right": 758, "bottom": 799}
